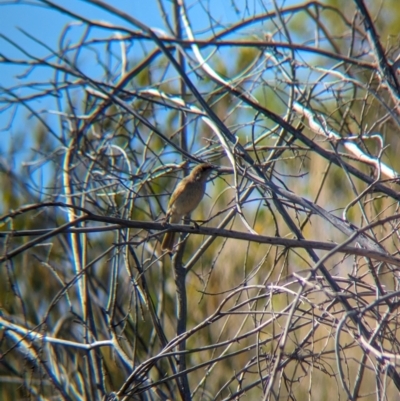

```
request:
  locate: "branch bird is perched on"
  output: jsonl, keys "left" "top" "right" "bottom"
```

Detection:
{"left": 161, "top": 163, "right": 213, "bottom": 252}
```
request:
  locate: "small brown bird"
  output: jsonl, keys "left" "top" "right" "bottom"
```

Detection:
{"left": 161, "top": 163, "right": 213, "bottom": 252}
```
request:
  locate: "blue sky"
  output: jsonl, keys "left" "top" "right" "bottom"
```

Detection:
{"left": 0, "top": 0, "right": 261, "bottom": 192}
{"left": 0, "top": 1, "right": 246, "bottom": 137}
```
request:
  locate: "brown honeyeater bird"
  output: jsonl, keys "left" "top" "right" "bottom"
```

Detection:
{"left": 161, "top": 163, "right": 213, "bottom": 252}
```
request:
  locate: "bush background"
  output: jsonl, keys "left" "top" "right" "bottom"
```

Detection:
{"left": 1, "top": 0, "right": 400, "bottom": 399}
